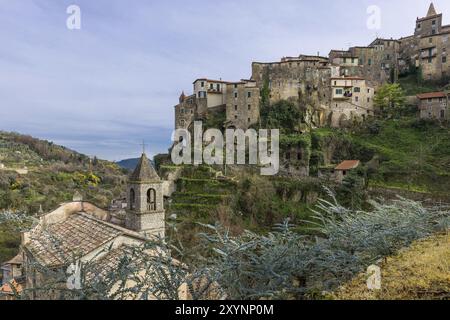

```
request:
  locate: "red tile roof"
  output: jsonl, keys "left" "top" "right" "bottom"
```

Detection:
{"left": 0, "top": 279, "right": 23, "bottom": 295}
{"left": 335, "top": 160, "right": 360, "bottom": 171}
{"left": 416, "top": 92, "right": 446, "bottom": 99}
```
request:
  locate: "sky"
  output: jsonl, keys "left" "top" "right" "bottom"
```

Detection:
{"left": 0, "top": 0, "right": 449, "bottom": 161}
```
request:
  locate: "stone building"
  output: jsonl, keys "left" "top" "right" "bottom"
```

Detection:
{"left": 417, "top": 91, "right": 448, "bottom": 120}
{"left": 175, "top": 92, "right": 196, "bottom": 130}
{"left": 126, "top": 153, "right": 166, "bottom": 239}
{"left": 174, "top": 78, "right": 260, "bottom": 131}
{"left": 333, "top": 160, "right": 361, "bottom": 183}
{"left": 329, "top": 38, "right": 400, "bottom": 88}
{"left": 251, "top": 55, "right": 333, "bottom": 127}
{"left": 329, "top": 76, "right": 375, "bottom": 127}
{"left": 331, "top": 3, "right": 450, "bottom": 86}
{"left": 225, "top": 80, "right": 260, "bottom": 129}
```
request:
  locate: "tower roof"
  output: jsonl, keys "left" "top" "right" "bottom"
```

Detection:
{"left": 129, "top": 153, "right": 160, "bottom": 182}
{"left": 427, "top": 2, "right": 437, "bottom": 17}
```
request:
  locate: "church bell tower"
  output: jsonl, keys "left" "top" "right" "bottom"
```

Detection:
{"left": 126, "top": 153, "right": 165, "bottom": 238}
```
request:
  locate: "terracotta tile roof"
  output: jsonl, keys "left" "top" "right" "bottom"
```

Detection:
{"left": 417, "top": 92, "right": 446, "bottom": 99}
{"left": 335, "top": 160, "right": 361, "bottom": 171}
{"left": 84, "top": 245, "right": 165, "bottom": 283}
{"left": 193, "top": 78, "right": 231, "bottom": 84}
{"left": 331, "top": 77, "right": 365, "bottom": 81}
{"left": 0, "top": 279, "right": 23, "bottom": 295}
{"left": 25, "top": 213, "right": 124, "bottom": 267}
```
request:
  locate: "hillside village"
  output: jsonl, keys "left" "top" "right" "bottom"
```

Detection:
{"left": 0, "top": 3, "right": 449, "bottom": 301}
{"left": 175, "top": 2, "right": 449, "bottom": 132}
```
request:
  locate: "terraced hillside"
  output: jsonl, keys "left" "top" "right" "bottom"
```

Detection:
{"left": 166, "top": 165, "right": 238, "bottom": 250}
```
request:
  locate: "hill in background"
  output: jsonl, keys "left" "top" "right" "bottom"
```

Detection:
{"left": 116, "top": 158, "right": 140, "bottom": 171}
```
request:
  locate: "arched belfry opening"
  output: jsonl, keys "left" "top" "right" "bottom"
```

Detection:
{"left": 130, "top": 188, "right": 136, "bottom": 210}
{"left": 147, "top": 188, "right": 156, "bottom": 211}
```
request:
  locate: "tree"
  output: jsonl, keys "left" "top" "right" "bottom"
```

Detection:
{"left": 260, "top": 100, "right": 302, "bottom": 133}
{"left": 373, "top": 83, "right": 406, "bottom": 118}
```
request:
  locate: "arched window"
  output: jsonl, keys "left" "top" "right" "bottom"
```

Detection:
{"left": 147, "top": 188, "right": 156, "bottom": 211}
{"left": 130, "top": 188, "right": 135, "bottom": 210}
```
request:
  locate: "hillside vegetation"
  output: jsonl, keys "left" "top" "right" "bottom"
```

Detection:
{"left": 312, "top": 117, "right": 450, "bottom": 197}
{"left": 0, "top": 131, "right": 127, "bottom": 263}
{"left": 336, "top": 232, "right": 450, "bottom": 300}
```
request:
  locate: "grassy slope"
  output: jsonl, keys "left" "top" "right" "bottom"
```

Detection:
{"left": 335, "top": 232, "right": 450, "bottom": 300}
{"left": 314, "top": 118, "right": 450, "bottom": 196}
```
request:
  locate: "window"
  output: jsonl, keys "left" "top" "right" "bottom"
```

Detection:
{"left": 432, "top": 20, "right": 436, "bottom": 26}
{"left": 234, "top": 92, "right": 238, "bottom": 98}
{"left": 248, "top": 105, "right": 251, "bottom": 110}
{"left": 336, "top": 89, "right": 343, "bottom": 95}
{"left": 367, "top": 98, "right": 370, "bottom": 103}
{"left": 428, "top": 98, "right": 433, "bottom": 103}
{"left": 354, "top": 87, "right": 361, "bottom": 93}
{"left": 343, "top": 58, "right": 347, "bottom": 63}
{"left": 180, "top": 108, "right": 185, "bottom": 114}
{"left": 367, "top": 89, "right": 370, "bottom": 93}
{"left": 210, "top": 84, "right": 214, "bottom": 90}
{"left": 247, "top": 92, "right": 251, "bottom": 98}
{"left": 248, "top": 118, "right": 251, "bottom": 123}
{"left": 386, "top": 54, "right": 390, "bottom": 60}
{"left": 368, "top": 58, "right": 372, "bottom": 66}
{"left": 439, "top": 98, "right": 443, "bottom": 102}
{"left": 234, "top": 105, "right": 238, "bottom": 111}
{"left": 432, "top": 30, "right": 436, "bottom": 35}
{"left": 217, "top": 84, "right": 220, "bottom": 91}
{"left": 441, "top": 110, "right": 445, "bottom": 119}
{"left": 334, "top": 81, "right": 337, "bottom": 86}
{"left": 429, "top": 38, "right": 433, "bottom": 44}
{"left": 234, "top": 115, "right": 238, "bottom": 120}
{"left": 234, "top": 84, "right": 238, "bottom": 89}
{"left": 201, "top": 81, "right": 205, "bottom": 88}
{"left": 428, "top": 57, "right": 433, "bottom": 63}
{"left": 417, "top": 23, "right": 421, "bottom": 29}
{"left": 443, "top": 56, "right": 447, "bottom": 63}
{"left": 355, "top": 96, "right": 359, "bottom": 102}
{"left": 351, "top": 58, "right": 355, "bottom": 64}
{"left": 147, "top": 189, "right": 156, "bottom": 211}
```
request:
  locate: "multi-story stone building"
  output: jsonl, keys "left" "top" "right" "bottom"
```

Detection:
{"left": 174, "top": 78, "right": 260, "bottom": 131}
{"left": 329, "top": 38, "right": 400, "bottom": 88}
{"left": 329, "top": 76, "right": 375, "bottom": 127}
{"left": 417, "top": 91, "right": 448, "bottom": 120}
{"left": 225, "top": 80, "right": 260, "bottom": 129}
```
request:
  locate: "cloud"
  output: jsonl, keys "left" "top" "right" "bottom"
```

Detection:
{"left": 0, "top": 0, "right": 448, "bottom": 160}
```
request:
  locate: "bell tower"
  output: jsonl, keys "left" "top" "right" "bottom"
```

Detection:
{"left": 126, "top": 153, "right": 165, "bottom": 238}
